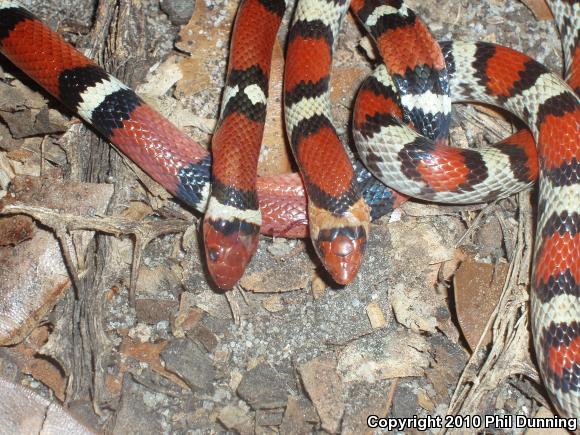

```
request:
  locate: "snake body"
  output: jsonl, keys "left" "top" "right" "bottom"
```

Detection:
{"left": 0, "top": 0, "right": 579, "bottom": 418}
{"left": 202, "top": 0, "right": 286, "bottom": 289}
{"left": 351, "top": 0, "right": 580, "bottom": 418}
{"left": 284, "top": 0, "right": 372, "bottom": 284}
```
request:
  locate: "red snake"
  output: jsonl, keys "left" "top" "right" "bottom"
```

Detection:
{"left": 0, "top": 0, "right": 579, "bottom": 418}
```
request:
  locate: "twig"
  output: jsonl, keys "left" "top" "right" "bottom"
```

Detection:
{"left": 1, "top": 203, "right": 190, "bottom": 304}
{"left": 446, "top": 192, "right": 535, "bottom": 426}
{"left": 383, "top": 378, "right": 399, "bottom": 416}
{"left": 454, "top": 202, "right": 496, "bottom": 247}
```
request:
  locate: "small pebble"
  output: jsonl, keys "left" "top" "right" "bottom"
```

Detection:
{"left": 161, "top": 0, "right": 195, "bottom": 25}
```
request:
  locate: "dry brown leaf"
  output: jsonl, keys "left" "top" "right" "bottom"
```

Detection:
{"left": 520, "top": 0, "right": 553, "bottom": 20}
{"left": 259, "top": 39, "right": 293, "bottom": 176}
{"left": 174, "top": 57, "right": 212, "bottom": 98}
{"left": 454, "top": 256, "right": 509, "bottom": 351}
{"left": 299, "top": 354, "right": 344, "bottom": 434}
{"left": 330, "top": 65, "right": 366, "bottom": 106}
{"left": 175, "top": 0, "right": 235, "bottom": 56}
{"left": 0, "top": 229, "right": 70, "bottom": 346}
{"left": 174, "top": 0, "right": 237, "bottom": 97}
{"left": 8, "top": 326, "right": 67, "bottom": 401}
{"left": 119, "top": 337, "right": 189, "bottom": 390}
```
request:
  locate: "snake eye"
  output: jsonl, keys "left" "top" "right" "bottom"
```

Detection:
{"left": 207, "top": 247, "right": 221, "bottom": 263}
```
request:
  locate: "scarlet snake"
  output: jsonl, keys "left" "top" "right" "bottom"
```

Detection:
{"left": 351, "top": 0, "right": 580, "bottom": 417}
{"left": 0, "top": 0, "right": 579, "bottom": 419}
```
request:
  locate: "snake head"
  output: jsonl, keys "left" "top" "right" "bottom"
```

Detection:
{"left": 203, "top": 217, "right": 260, "bottom": 290}
{"left": 313, "top": 225, "right": 367, "bottom": 285}
{"left": 308, "top": 198, "right": 370, "bottom": 285}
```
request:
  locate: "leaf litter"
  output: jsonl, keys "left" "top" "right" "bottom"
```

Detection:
{"left": 0, "top": 0, "right": 566, "bottom": 432}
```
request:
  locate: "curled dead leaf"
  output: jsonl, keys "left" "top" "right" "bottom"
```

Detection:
{"left": 520, "top": 0, "right": 553, "bottom": 20}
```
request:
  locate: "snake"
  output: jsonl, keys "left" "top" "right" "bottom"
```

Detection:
{"left": 0, "top": 0, "right": 401, "bottom": 290}
{"left": 350, "top": 0, "right": 580, "bottom": 417}
{"left": 0, "top": 0, "right": 579, "bottom": 418}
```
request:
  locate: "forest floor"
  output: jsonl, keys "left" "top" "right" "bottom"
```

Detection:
{"left": 0, "top": 0, "right": 569, "bottom": 433}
